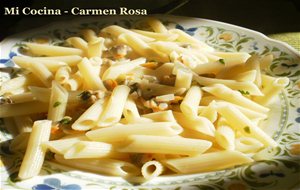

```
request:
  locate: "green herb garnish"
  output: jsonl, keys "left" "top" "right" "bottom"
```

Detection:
{"left": 238, "top": 90, "right": 250, "bottom": 95}
{"left": 218, "top": 59, "right": 225, "bottom": 65}
{"left": 53, "top": 101, "right": 61, "bottom": 107}
{"left": 244, "top": 126, "right": 251, "bottom": 134}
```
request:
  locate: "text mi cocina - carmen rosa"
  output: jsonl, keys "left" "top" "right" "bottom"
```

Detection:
{"left": 4, "top": 7, "right": 147, "bottom": 15}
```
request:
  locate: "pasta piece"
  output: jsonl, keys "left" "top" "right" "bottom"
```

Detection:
{"left": 47, "top": 81, "right": 68, "bottom": 122}
{"left": 142, "top": 110, "right": 176, "bottom": 122}
{"left": 119, "top": 135, "right": 212, "bottom": 156}
{"left": 72, "top": 98, "right": 106, "bottom": 130}
{"left": 26, "top": 43, "right": 83, "bottom": 56}
{"left": 54, "top": 154, "right": 140, "bottom": 177}
{"left": 44, "top": 135, "right": 88, "bottom": 154}
{"left": 141, "top": 160, "right": 164, "bottom": 180}
{"left": 260, "top": 54, "right": 273, "bottom": 70}
{"left": 55, "top": 66, "right": 71, "bottom": 84}
{"left": 131, "top": 29, "right": 178, "bottom": 41}
{"left": 173, "top": 112, "right": 215, "bottom": 137}
{"left": 0, "top": 101, "right": 48, "bottom": 117}
{"left": 18, "top": 120, "right": 52, "bottom": 179}
{"left": 235, "top": 137, "right": 264, "bottom": 153}
{"left": 13, "top": 116, "right": 33, "bottom": 133}
{"left": 102, "top": 58, "right": 146, "bottom": 80}
{"left": 86, "top": 122, "right": 183, "bottom": 142}
{"left": 64, "top": 141, "right": 113, "bottom": 159}
{"left": 164, "top": 150, "right": 253, "bottom": 174}
{"left": 63, "top": 72, "right": 82, "bottom": 91}
{"left": 168, "top": 29, "right": 214, "bottom": 51}
{"left": 12, "top": 56, "right": 67, "bottom": 72}
{"left": 123, "top": 96, "right": 141, "bottom": 123}
{"left": 215, "top": 125, "right": 235, "bottom": 150}
{"left": 8, "top": 92, "right": 35, "bottom": 103}
{"left": 202, "top": 84, "right": 269, "bottom": 113}
{"left": 212, "top": 52, "right": 251, "bottom": 66}
{"left": 145, "top": 18, "right": 168, "bottom": 33}
{"left": 253, "top": 77, "right": 289, "bottom": 105}
{"left": 66, "top": 37, "right": 88, "bottom": 53}
{"left": 77, "top": 57, "right": 106, "bottom": 90}
{"left": 198, "top": 101, "right": 218, "bottom": 123}
{"left": 34, "top": 55, "right": 82, "bottom": 67}
{"left": 216, "top": 104, "right": 277, "bottom": 147}
{"left": 97, "top": 85, "right": 130, "bottom": 127}
{"left": 174, "top": 69, "right": 193, "bottom": 89}
{"left": 29, "top": 62, "right": 53, "bottom": 87}
{"left": 101, "top": 25, "right": 154, "bottom": 42}
{"left": 0, "top": 76, "right": 29, "bottom": 95}
{"left": 180, "top": 86, "right": 202, "bottom": 118}
{"left": 81, "top": 29, "right": 98, "bottom": 42}
{"left": 87, "top": 37, "right": 105, "bottom": 58}
{"left": 192, "top": 61, "right": 225, "bottom": 75}
{"left": 118, "top": 33, "right": 168, "bottom": 62}
{"left": 232, "top": 70, "right": 257, "bottom": 82}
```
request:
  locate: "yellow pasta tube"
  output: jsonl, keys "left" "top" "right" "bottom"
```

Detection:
{"left": 64, "top": 141, "right": 113, "bottom": 159}
{"left": 202, "top": 84, "right": 269, "bottom": 113}
{"left": 26, "top": 42, "right": 83, "bottom": 56}
{"left": 47, "top": 81, "right": 68, "bottom": 122}
{"left": 29, "top": 62, "right": 53, "bottom": 87}
{"left": 12, "top": 56, "right": 67, "bottom": 72}
{"left": 0, "top": 101, "right": 48, "bottom": 117}
{"left": 81, "top": 29, "right": 98, "bottom": 42}
{"left": 55, "top": 66, "right": 71, "bottom": 84}
{"left": 8, "top": 92, "right": 36, "bottom": 103}
{"left": 215, "top": 125, "right": 235, "bottom": 150}
{"left": 141, "top": 160, "right": 164, "bottom": 180}
{"left": 102, "top": 58, "right": 146, "bottom": 80}
{"left": 34, "top": 55, "right": 82, "bottom": 67}
{"left": 164, "top": 150, "right": 253, "bottom": 174}
{"left": 235, "top": 137, "right": 264, "bottom": 153}
{"left": 119, "top": 135, "right": 212, "bottom": 156}
{"left": 18, "top": 120, "right": 52, "bottom": 179}
{"left": 174, "top": 69, "right": 193, "bottom": 89}
{"left": 173, "top": 112, "right": 215, "bottom": 137}
{"left": 142, "top": 110, "right": 176, "bottom": 122}
{"left": 123, "top": 97, "right": 141, "bottom": 123}
{"left": 216, "top": 104, "right": 277, "bottom": 147}
{"left": 86, "top": 122, "right": 183, "bottom": 142}
{"left": 0, "top": 76, "right": 29, "bottom": 95}
{"left": 180, "top": 86, "right": 202, "bottom": 118}
{"left": 87, "top": 37, "right": 105, "bottom": 58}
{"left": 78, "top": 57, "right": 106, "bottom": 90}
{"left": 97, "top": 85, "right": 130, "bottom": 126}
{"left": 212, "top": 52, "right": 251, "bottom": 66}
{"left": 66, "top": 37, "right": 88, "bottom": 53}
{"left": 72, "top": 98, "right": 106, "bottom": 130}
{"left": 253, "top": 77, "right": 289, "bottom": 105}
{"left": 44, "top": 135, "right": 88, "bottom": 154}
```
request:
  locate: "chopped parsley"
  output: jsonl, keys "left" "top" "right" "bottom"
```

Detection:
{"left": 53, "top": 101, "right": 61, "bottom": 107}
{"left": 218, "top": 59, "right": 225, "bottom": 65}
{"left": 238, "top": 90, "right": 250, "bottom": 95}
{"left": 78, "top": 91, "right": 92, "bottom": 101}
{"left": 244, "top": 126, "right": 251, "bottom": 134}
{"left": 59, "top": 116, "right": 72, "bottom": 125}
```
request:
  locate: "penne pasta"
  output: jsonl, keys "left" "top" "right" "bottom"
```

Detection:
{"left": 26, "top": 42, "right": 83, "bottom": 56}
{"left": 87, "top": 122, "right": 182, "bottom": 142}
{"left": 18, "top": 120, "right": 52, "bottom": 179}
{"left": 119, "top": 135, "right": 212, "bottom": 156}
{"left": 164, "top": 150, "right": 253, "bottom": 173}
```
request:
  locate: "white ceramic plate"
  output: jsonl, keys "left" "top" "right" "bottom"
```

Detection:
{"left": 0, "top": 15, "right": 300, "bottom": 190}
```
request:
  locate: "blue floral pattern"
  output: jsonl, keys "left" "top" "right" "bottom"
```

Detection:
{"left": 0, "top": 51, "right": 17, "bottom": 67}
{"left": 175, "top": 24, "right": 198, "bottom": 36}
{"left": 32, "top": 178, "right": 81, "bottom": 190}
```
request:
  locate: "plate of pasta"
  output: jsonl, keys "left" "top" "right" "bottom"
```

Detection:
{"left": 0, "top": 15, "right": 299, "bottom": 190}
